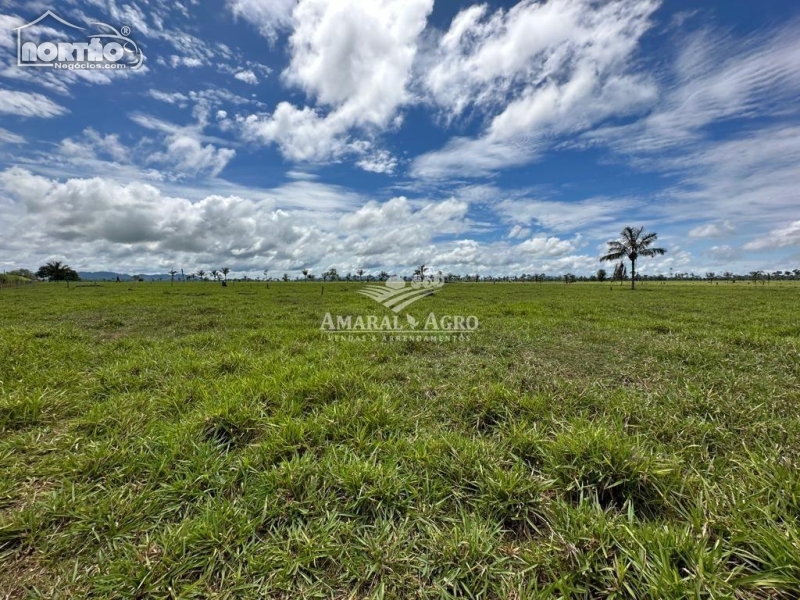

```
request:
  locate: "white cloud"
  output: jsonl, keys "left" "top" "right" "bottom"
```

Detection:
{"left": 170, "top": 55, "right": 205, "bottom": 68}
{"left": 242, "top": 0, "right": 433, "bottom": 163}
{"left": 150, "top": 135, "right": 236, "bottom": 178}
{"left": 0, "top": 128, "right": 25, "bottom": 144}
{"left": 234, "top": 70, "right": 259, "bottom": 85}
{"left": 411, "top": 0, "right": 659, "bottom": 178}
{"left": 688, "top": 220, "right": 735, "bottom": 239}
{"left": 496, "top": 197, "right": 635, "bottom": 233}
{"left": 507, "top": 225, "right": 530, "bottom": 239}
{"left": 662, "top": 126, "right": 800, "bottom": 229}
{"left": 227, "top": 0, "right": 297, "bottom": 41}
{"left": 356, "top": 150, "right": 398, "bottom": 174}
{"left": 286, "top": 170, "right": 318, "bottom": 181}
{"left": 518, "top": 235, "right": 576, "bottom": 257}
{"left": 59, "top": 129, "right": 130, "bottom": 164}
{"left": 0, "top": 89, "right": 68, "bottom": 118}
{"left": 148, "top": 90, "right": 190, "bottom": 106}
{"left": 707, "top": 245, "right": 739, "bottom": 261}
{"left": 597, "top": 23, "right": 800, "bottom": 155}
{"left": 744, "top": 221, "right": 800, "bottom": 251}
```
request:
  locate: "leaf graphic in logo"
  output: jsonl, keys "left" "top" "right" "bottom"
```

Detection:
{"left": 406, "top": 315, "right": 419, "bottom": 329}
{"left": 386, "top": 275, "right": 405, "bottom": 290}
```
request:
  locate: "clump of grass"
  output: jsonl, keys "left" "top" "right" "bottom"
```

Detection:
{"left": 542, "top": 422, "right": 681, "bottom": 517}
{"left": 0, "top": 391, "right": 47, "bottom": 432}
{"left": 199, "top": 402, "right": 262, "bottom": 451}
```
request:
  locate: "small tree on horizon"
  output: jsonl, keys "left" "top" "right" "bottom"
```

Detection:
{"left": 597, "top": 268, "right": 607, "bottom": 283}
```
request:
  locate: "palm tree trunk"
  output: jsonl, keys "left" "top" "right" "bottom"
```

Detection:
{"left": 630, "top": 259, "right": 636, "bottom": 290}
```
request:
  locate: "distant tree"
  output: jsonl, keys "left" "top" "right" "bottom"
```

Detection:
{"left": 612, "top": 261, "right": 627, "bottom": 286}
{"left": 198, "top": 269, "right": 206, "bottom": 281}
{"left": 211, "top": 269, "right": 219, "bottom": 281}
{"left": 378, "top": 271, "right": 389, "bottom": 282}
{"left": 282, "top": 273, "right": 289, "bottom": 282}
{"left": 601, "top": 227, "right": 666, "bottom": 290}
{"left": 8, "top": 268, "right": 36, "bottom": 280}
{"left": 749, "top": 271, "right": 762, "bottom": 284}
{"left": 37, "top": 261, "right": 79, "bottom": 282}
{"left": 706, "top": 272, "right": 715, "bottom": 284}
{"left": 414, "top": 265, "right": 427, "bottom": 280}
{"left": 302, "top": 269, "right": 310, "bottom": 281}
{"left": 563, "top": 273, "right": 576, "bottom": 284}
{"left": 596, "top": 268, "right": 607, "bottom": 283}
{"left": 357, "top": 269, "right": 365, "bottom": 281}
{"left": 221, "top": 267, "right": 230, "bottom": 282}
{"left": 169, "top": 269, "right": 178, "bottom": 285}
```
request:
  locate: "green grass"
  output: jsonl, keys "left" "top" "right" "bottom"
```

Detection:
{"left": 1, "top": 281, "right": 798, "bottom": 598}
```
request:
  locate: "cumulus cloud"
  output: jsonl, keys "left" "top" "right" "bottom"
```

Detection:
{"left": 242, "top": 0, "right": 432, "bottom": 164}
{"left": 0, "top": 90, "right": 68, "bottom": 118}
{"left": 234, "top": 70, "right": 259, "bottom": 85}
{"left": 356, "top": 151, "right": 398, "bottom": 174}
{"left": 0, "top": 167, "right": 315, "bottom": 263}
{"left": 151, "top": 135, "right": 236, "bottom": 178}
{"left": 518, "top": 235, "right": 576, "bottom": 257}
{"left": 59, "top": 129, "right": 131, "bottom": 164}
{"left": 227, "top": 0, "right": 297, "bottom": 41}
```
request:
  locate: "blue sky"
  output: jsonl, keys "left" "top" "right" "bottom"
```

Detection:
{"left": 1, "top": 0, "right": 799, "bottom": 278}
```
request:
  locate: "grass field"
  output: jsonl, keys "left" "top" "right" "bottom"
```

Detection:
{"left": 1, "top": 281, "right": 799, "bottom": 598}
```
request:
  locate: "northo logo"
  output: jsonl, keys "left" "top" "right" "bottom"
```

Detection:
{"left": 15, "top": 11, "right": 143, "bottom": 70}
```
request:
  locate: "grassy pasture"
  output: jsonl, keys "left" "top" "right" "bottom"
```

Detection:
{"left": 1, "top": 281, "right": 799, "bottom": 598}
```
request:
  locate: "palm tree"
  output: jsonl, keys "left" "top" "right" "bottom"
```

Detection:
{"left": 600, "top": 227, "right": 666, "bottom": 290}
{"left": 37, "top": 261, "right": 79, "bottom": 283}
{"left": 357, "top": 269, "right": 364, "bottom": 281}
{"left": 221, "top": 267, "right": 230, "bottom": 282}
{"left": 414, "top": 265, "right": 427, "bottom": 280}
{"left": 302, "top": 269, "right": 310, "bottom": 281}
{"left": 198, "top": 269, "right": 206, "bottom": 281}
{"left": 169, "top": 269, "right": 178, "bottom": 285}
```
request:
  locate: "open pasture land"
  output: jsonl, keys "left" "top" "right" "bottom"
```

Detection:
{"left": 1, "top": 282, "right": 799, "bottom": 598}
